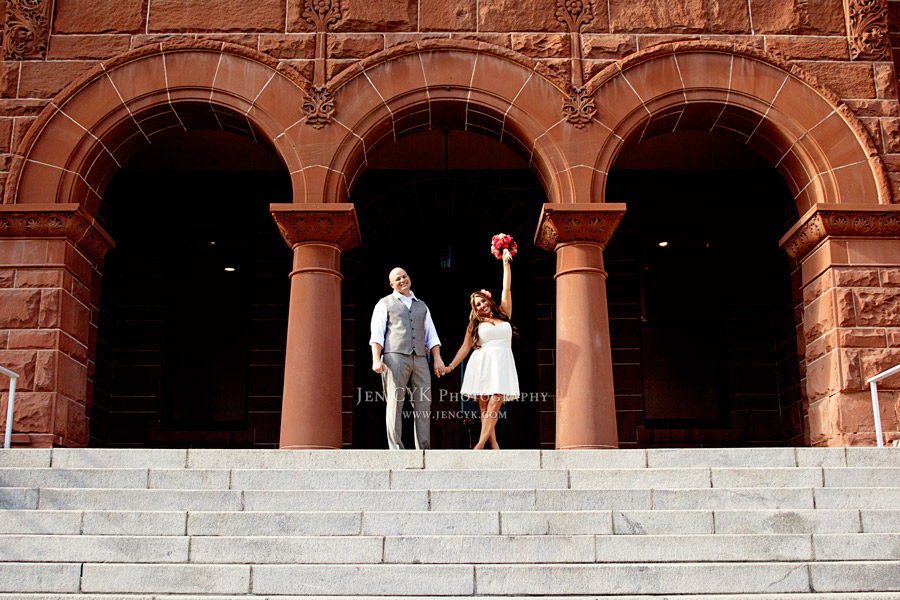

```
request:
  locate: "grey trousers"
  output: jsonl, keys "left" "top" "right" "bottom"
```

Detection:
{"left": 381, "top": 353, "right": 431, "bottom": 450}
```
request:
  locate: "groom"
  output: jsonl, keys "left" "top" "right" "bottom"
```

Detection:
{"left": 370, "top": 267, "right": 445, "bottom": 450}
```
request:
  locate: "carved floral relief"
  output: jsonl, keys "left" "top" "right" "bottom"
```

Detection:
{"left": 781, "top": 206, "right": 900, "bottom": 259}
{"left": 1, "top": 0, "right": 51, "bottom": 60}
{"left": 845, "top": 0, "right": 889, "bottom": 61}
{"left": 0, "top": 206, "right": 115, "bottom": 263}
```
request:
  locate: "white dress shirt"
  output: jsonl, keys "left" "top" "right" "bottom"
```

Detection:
{"left": 370, "top": 290, "right": 441, "bottom": 350}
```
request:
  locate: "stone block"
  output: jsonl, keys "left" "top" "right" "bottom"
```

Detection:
{"left": 764, "top": 35, "right": 849, "bottom": 60}
{"left": 47, "top": 34, "right": 133, "bottom": 59}
{"left": 883, "top": 268, "right": 900, "bottom": 286}
{"left": 0, "top": 467, "right": 148, "bottom": 489}
{"left": 257, "top": 34, "right": 317, "bottom": 59}
{"left": 646, "top": 448, "right": 796, "bottom": 468}
{"left": 474, "top": 563, "right": 810, "bottom": 595}
{"left": 510, "top": 33, "right": 569, "bottom": 58}
{"left": 0, "top": 563, "right": 81, "bottom": 593}
{"left": 478, "top": 0, "right": 568, "bottom": 32}
{"left": 430, "top": 489, "right": 535, "bottom": 511}
{"left": 610, "top": 0, "right": 750, "bottom": 33}
{"left": 362, "top": 510, "right": 498, "bottom": 536}
{"left": 0, "top": 535, "right": 189, "bottom": 563}
{"left": 502, "top": 510, "right": 614, "bottom": 535}
{"left": 186, "top": 449, "right": 422, "bottom": 470}
{"left": 148, "top": 0, "right": 285, "bottom": 32}
{"left": 81, "top": 564, "right": 251, "bottom": 594}
{"left": 423, "top": 449, "right": 540, "bottom": 469}
{"left": 861, "top": 509, "right": 900, "bottom": 533}
{"left": 0, "top": 487, "right": 38, "bottom": 509}
{"left": 148, "top": 469, "right": 230, "bottom": 490}
{"left": 0, "top": 510, "right": 82, "bottom": 534}
{"left": 810, "top": 561, "right": 900, "bottom": 592}
{"left": 251, "top": 565, "right": 474, "bottom": 595}
{"left": 652, "top": 488, "right": 814, "bottom": 510}
{"left": 420, "top": 0, "right": 476, "bottom": 31}
{"left": 612, "top": 510, "right": 714, "bottom": 535}
{"left": 0, "top": 289, "right": 42, "bottom": 328}
{"left": 38, "top": 489, "right": 242, "bottom": 511}
{"left": 190, "top": 536, "right": 383, "bottom": 564}
{"left": 581, "top": 34, "right": 638, "bottom": 59}
{"left": 814, "top": 533, "right": 900, "bottom": 560}
{"left": 856, "top": 289, "right": 900, "bottom": 327}
{"left": 754, "top": 0, "right": 844, "bottom": 33}
{"left": 189, "top": 511, "right": 361, "bottom": 536}
{"left": 231, "top": 468, "right": 389, "bottom": 490}
{"left": 384, "top": 534, "right": 595, "bottom": 564}
{"left": 824, "top": 467, "right": 900, "bottom": 488}
{"left": 595, "top": 533, "right": 812, "bottom": 562}
{"left": 861, "top": 348, "right": 900, "bottom": 389}
{"left": 801, "top": 61, "right": 878, "bottom": 98}
{"left": 569, "top": 468, "right": 710, "bottom": 489}
{"left": 889, "top": 328, "right": 900, "bottom": 347}
{"left": 242, "top": 490, "right": 428, "bottom": 511}
{"left": 535, "top": 489, "right": 652, "bottom": 511}
{"left": 884, "top": 119, "right": 900, "bottom": 153}
{"left": 795, "top": 447, "right": 846, "bottom": 467}
{"left": 711, "top": 467, "right": 823, "bottom": 488}
{"left": 714, "top": 509, "right": 861, "bottom": 534}
{"left": 327, "top": 34, "right": 385, "bottom": 59}
{"left": 82, "top": 511, "right": 187, "bottom": 536}
{"left": 290, "top": 0, "right": 416, "bottom": 33}
{"left": 0, "top": 449, "right": 51, "bottom": 467}
{"left": 815, "top": 487, "right": 900, "bottom": 509}
{"left": 17, "top": 61, "right": 98, "bottom": 99}
{"left": 392, "top": 469, "right": 566, "bottom": 490}
{"left": 54, "top": 0, "right": 146, "bottom": 33}
{"left": 52, "top": 448, "right": 187, "bottom": 468}
{"left": 540, "top": 449, "right": 647, "bottom": 469}
{"left": 846, "top": 447, "right": 900, "bottom": 466}
{"left": 839, "top": 328, "right": 887, "bottom": 348}
{"left": 835, "top": 267, "right": 881, "bottom": 287}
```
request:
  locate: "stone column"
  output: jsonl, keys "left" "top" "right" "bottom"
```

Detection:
{"left": 781, "top": 203, "right": 900, "bottom": 446}
{"left": 0, "top": 204, "right": 114, "bottom": 447}
{"left": 535, "top": 203, "right": 627, "bottom": 449}
{"left": 270, "top": 204, "right": 361, "bottom": 449}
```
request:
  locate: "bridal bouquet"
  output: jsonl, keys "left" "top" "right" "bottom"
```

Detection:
{"left": 491, "top": 233, "right": 517, "bottom": 261}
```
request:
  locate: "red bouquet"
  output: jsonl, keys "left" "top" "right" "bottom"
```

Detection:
{"left": 491, "top": 233, "right": 517, "bottom": 261}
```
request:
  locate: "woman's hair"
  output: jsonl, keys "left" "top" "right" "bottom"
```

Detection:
{"left": 467, "top": 291, "right": 517, "bottom": 349}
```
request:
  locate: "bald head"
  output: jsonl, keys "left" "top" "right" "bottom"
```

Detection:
{"left": 388, "top": 267, "right": 412, "bottom": 296}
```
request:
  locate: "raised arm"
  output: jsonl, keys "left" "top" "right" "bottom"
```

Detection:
{"left": 499, "top": 255, "right": 512, "bottom": 318}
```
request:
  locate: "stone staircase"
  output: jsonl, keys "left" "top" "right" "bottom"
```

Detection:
{"left": 1, "top": 447, "right": 900, "bottom": 598}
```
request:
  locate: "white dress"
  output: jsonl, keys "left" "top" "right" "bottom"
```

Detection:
{"left": 460, "top": 321, "right": 520, "bottom": 400}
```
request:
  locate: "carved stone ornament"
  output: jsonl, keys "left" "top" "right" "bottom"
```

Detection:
{"left": 562, "top": 85, "right": 596, "bottom": 128}
{"left": 555, "top": 0, "right": 595, "bottom": 35}
{"left": 535, "top": 203, "right": 627, "bottom": 252}
{"left": 845, "top": 0, "right": 889, "bottom": 61}
{"left": 302, "top": 85, "right": 336, "bottom": 129}
{"left": 270, "top": 203, "right": 361, "bottom": 252}
{"left": 303, "top": 0, "right": 343, "bottom": 31}
{"left": 780, "top": 203, "right": 900, "bottom": 259}
{"left": 1, "top": 0, "right": 52, "bottom": 60}
{"left": 0, "top": 203, "right": 116, "bottom": 263}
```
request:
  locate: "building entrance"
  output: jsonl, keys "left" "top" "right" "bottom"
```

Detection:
{"left": 345, "top": 130, "right": 552, "bottom": 449}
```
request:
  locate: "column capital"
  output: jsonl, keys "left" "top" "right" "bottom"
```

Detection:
{"left": 534, "top": 203, "right": 627, "bottom": 252}
{"left": 780, "top": 203, "right": 900, "bottom": 259}
{"left": 0, "top": 203, "right": 115, "bottom": 263}
{"left": 270, "top": 203, "right": 362, "bottom": 252}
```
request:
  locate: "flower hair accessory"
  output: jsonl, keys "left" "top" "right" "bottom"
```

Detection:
{"left": 491, "top": 233, "right": 517, "bottom": 261}
{"left": 478, "top": 289, "right": 492, "bottom": 299}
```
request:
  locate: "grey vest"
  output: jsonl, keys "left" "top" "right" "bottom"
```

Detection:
{"left": 382, "top": 294, "right": 428, "bottom": 356}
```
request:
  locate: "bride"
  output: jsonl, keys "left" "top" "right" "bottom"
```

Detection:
{"left": 443, "top": 255, "right": 519, "bottom": 449}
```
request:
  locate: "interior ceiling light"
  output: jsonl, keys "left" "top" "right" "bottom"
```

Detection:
{"left": 658, "top": 241, "right": 669, "bottom": 247}
{"left": 224, "top": 267, "right": 236, "bottom": 272}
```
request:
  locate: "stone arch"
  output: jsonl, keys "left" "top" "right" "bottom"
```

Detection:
{"left": 298, "top": 40, "right": 579, "bottom": 205}
{"left": 5, "top": 40, "right": 311, "bottom": 214}
{"left": 588, "top": 41, "right": 892, "bottom": 211}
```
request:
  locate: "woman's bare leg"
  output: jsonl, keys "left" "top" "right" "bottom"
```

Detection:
{"left": 473, "top": 395, "right": 504, "bottom": 450}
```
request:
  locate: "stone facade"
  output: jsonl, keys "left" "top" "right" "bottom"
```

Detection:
{"left": 1, "top": 0, "right": 899, "bottom": 447}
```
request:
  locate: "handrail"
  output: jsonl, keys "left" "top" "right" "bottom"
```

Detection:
{"left": 866, "top": 363, "right": 900, "bottom": 448}
{"left": 1, "top": 365, "right": 18, "bottom": 449}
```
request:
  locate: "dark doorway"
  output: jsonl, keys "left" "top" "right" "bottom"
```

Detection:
{"left": 345, "top": 130, "right": 552, "bottom": 449}
{"left": 606, "top": 130, "right": 803, "bottom": 447}
{"left": 91, "top": 130, "right": 292, "bottom": 447}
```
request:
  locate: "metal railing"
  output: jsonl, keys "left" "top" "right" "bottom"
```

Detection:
{"left": 867, "top": 363, "right": 900, "bottom": 448}
{"left": 1, "top": 365, "right": 18, "bottom": 449}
